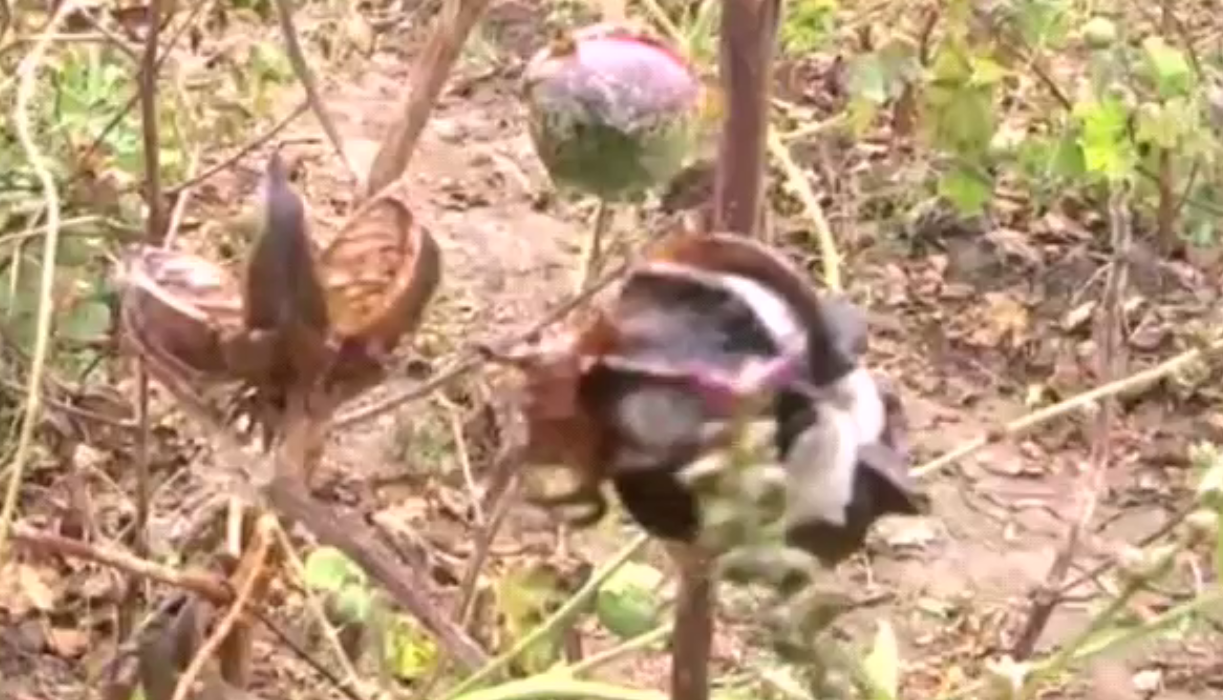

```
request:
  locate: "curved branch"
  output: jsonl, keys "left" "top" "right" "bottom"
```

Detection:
{"left": 270, "top": 0, "right": 359, "bottom": 182}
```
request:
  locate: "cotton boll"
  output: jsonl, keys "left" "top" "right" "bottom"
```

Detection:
{"left": 781, "top": 370, "right": 927, "bottom": 567}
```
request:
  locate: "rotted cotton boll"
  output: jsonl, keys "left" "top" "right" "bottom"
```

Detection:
{"left": 506, "top": 231, "right": 928, "bottom": 559}
{"left": 609, "top": 381, "right": 718, "bottom": 468}
{"left": 781, "top": 369, "right": 928, "bottom": 568}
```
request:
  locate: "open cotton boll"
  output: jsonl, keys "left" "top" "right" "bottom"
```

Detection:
{"left": 782, "top": 369, "right": 928, "bottom": 567}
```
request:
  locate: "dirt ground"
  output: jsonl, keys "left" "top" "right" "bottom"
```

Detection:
{"left": 4, "top": 1, "right": 1223, "bottom": 699}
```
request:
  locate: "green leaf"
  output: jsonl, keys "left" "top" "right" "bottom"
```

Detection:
{"left": 1196, "top": 446, "right": 1223, "bottom": 508}
{"left": 496, "top": 563, "right": 569, "bottom": 673}
{"left": 846, "top": 96, "right": 881, "bottom": 136}
{"left": 922, "top": 45, "right": 999, "bottom": 159}
{"left": 303, "top": 547, "right": 366, "bottom": 594}
{"left": 333, "top": 583, "right": 374, "bottom": 625}
{"left": 382, "top": 616, "right": 439, "bottom": 680}
{"left": 1014, "top": 0, "right": 1071, "bottom": 47}
{"left": 1134, "top": 98, "right": 1196, "bottom": 149}
{"left": 862, "top": 620, "right": 900, "bottom": 699}
{"left": 847, "top": 54, "right": 888, "bottom": 104}
{"left": 781, "top": 0, "right": 838, "bottom": 54}
{"left": 251, "top": 42, "right": 294, "bottom": 83}
{"left": 968, "top": 55, "right": 1007, "bottom": 88}
{"left": 937, "top": 166, "right": 992, "bottom": 215}
{"left": 595, "top": 562, "right": 664, "bottom": 640}
{"left": 1141, "top": 37, "right": 1194, "bottom": 98}
{"left": 1184, "top": 216, "right": 1217, "bottom": 247}
{"left": 1074, "top": 97, "right": 1136, "bottom": 181}
{"left": 61, "top": 299, "right": 111, "bottom": 341}
{"left": 1050, "top": 128, "right": 1087, "bottom": 179}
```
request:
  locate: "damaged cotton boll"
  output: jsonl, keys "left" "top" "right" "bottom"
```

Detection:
{"left": 507, "top": 232, "right": 928, "bottom": 563}
{"left": 779, "top": 338, "right": 929, "bottom": 568}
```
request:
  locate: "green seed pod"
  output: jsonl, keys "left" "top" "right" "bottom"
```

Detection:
{"left": 1082, "top": 16, "right": 1118, "bottom": 50}
{"left": 1182, "top": 509, "right": 1219, "bottom": 546}
{"left": 522, "top": 23, "right": 703, "bottom": 200}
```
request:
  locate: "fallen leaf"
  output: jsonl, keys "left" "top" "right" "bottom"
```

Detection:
{"left": 969, "top": 292, "right": 1029, "bottom": 348}
{"left": 46, "top": 627, "right": 91, "bottom": 658}
{"left": 878, "top": 517, "right": 940, "bottom": 550}
{"left": 18, "top": 564, "right": 61, "bottom": 612}
{"left": 984, "top": 228, "right": 1042, "bottom": 267}
{"left": 1061, "top": 300, "right": 1096, "bottom": 332}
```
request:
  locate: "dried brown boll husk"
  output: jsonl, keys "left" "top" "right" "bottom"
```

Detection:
{"left": 314, "top": 182, "right": 442, "bottom": 401}
{"left": 116, "top": 246, "right": 247, "bottom": 422}
{"left": 116, "top": 175, "right": 443, "bottom": 452}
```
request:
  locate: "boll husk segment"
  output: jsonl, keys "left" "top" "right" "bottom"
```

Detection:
{"left": 115, "top": 167, "right": 442, "bottom": 444}
{"left": 117, "top": 247, "right": 246, "bottom": 380}
{"left": 522, "top": 23, "right": 703, "bottom": 200}
{"left": 314, "top": 185, "right": 442, "bottom": 399}
{"left": 116, "top": 246, "right": 247, "bottom": 420}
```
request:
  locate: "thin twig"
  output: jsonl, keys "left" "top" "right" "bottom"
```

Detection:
{"left": 1010, "top": 179, "right": 1132, "bottom": 660}
{"left": 574, "top": 200, "right": 614, "bottom": 295}
{"left": 363, "top": 0, "right": 493, "bottom": 200}
{"left": 161, "top": 147, "right": 201, "bottom": 249}
{"left": 1057, "top": 502, "right": 1195, "bottom": 596}
{"left": 63, "top": 6, "right": 141, "bottom": 61}
{"left": 0, "top": 0, "right": 78, "bottom": 558}
{"left": 271, "top": 522, "right": 367, "bottom": 695}
{"left": 456, "top": 477, "right": 517, "bottom": 626}
{"left": 253, "top": 611, "right": 366, "bottom": 700}
{"left": 67, "top": 0, "right": 213, "bottom": 194}
{"left": 766, "top": 130, "right": 840, "bottom": 292}
{"left": 410, "top": 475, "right": 520, "bottom": 700}
{"left": 270, "top": 0, "right": 358, "bottom": 181}
{"left": 9, "top": 524, "right": 233, "bottom": 601}
{"left": 170, "top": 515, "right": 275, "bottom": 700}
{"left": 561, "top": 622, "right": 673, "bottom": 678}
{"left": 124, "top": 0, "right": 166, "bottom": 645}
{"left": 440, "top": 395, "right": 485, "bottom": 525}
{"left": 911, "top": 330, "right": 1223, "bottom": 480}
{"left": 333, "top": 251, "right": 634, "bottom": 429}
{"left": 264, "top": 476, "right": 491, "bottom": 670}
{"left": 166, "top": 100, "right": 310, "bottom": 196}
{"left": 441, "top": 534, "right": 651, "bottom": 700}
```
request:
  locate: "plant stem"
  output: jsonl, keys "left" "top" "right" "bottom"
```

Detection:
{"left": 668, "top": 544, "right": 714, "bottom": 700}
{"left": 558, "top": 623, "right": 673, "bottom": 677}
{"left": 911, "top": 333, "right": 1223, "bottom": 480}
{"left": 575, "top": 199, "right": 614, "bottom": 295}
{"left": 0, "top": 0, "right": 77, "bottom": 559}
{"left": 712, "top": 0, "right": 780, "bottom": 236}
{"left": 450, "top": 677, "right": 666, "bottom": 700}
{"left": 766, "top": 129, "right": 840, "bottom": 291}
{"left": 935, "top": 585, "right": 1223, "bottom": 700}
{"left": 442, "top": 533, "right": 650, "bottom": 699}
